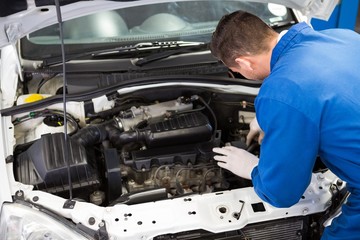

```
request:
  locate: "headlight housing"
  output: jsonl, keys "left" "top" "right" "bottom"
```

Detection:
{"left": 0, "top": 202, "right": 91, "bottom": 240}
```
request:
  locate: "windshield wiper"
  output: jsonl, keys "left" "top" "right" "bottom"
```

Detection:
{"left": 134, "top": 42, "right": 209, "bottom": 67}
{"left": 41, "top": 41, "right": 207, "bottom": 67}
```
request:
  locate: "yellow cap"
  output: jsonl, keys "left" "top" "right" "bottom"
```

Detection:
{"left": 24, "top": 94, "right": 44, "bottom": 103}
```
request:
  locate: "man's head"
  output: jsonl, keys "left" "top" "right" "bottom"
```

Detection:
{"left": 210, "top": 10, "right": 278, "bottom": 80}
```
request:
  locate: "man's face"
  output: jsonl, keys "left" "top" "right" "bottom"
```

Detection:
{"left": 229, "top": 65, "right": 269, "bottom": 81}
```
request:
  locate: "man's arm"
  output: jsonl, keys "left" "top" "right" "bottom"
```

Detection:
{"left": 253, "top": 98, "right": 320, "bottom": 207}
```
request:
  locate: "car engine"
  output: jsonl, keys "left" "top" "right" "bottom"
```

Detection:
{"left": 13, "top": 92, "right": 254, "bottom": 206}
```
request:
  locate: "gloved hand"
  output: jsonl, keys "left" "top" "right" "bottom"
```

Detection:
{"left": 246, "top": 117, "right": 264, "bottom": 146}
{"left": 213, "top": 146, "right": 259, "bottom": 179}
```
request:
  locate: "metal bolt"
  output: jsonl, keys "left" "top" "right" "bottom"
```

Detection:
{"left": 336, "top": 179, "right": 343, "bottom": 186}
{"left": 32, "top": 196, "right": 39, "bottom": 202}
{"left": 88, "top": 217, "right": 95, "bottom": 225}
{"left": 317, "top": 174, "right": 325, "bottom": 181}
{"left": 302, "top": 208, "right": 309, "bottom": 214}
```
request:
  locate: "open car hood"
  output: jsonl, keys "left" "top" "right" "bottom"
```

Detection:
{"left": 0, "top": 0, "right": 338, "bottom": 49}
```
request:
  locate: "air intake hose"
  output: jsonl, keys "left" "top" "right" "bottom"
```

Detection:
{"left": 71, "top": 120, "right": 118, "bottom": 147}
{"left": 110, "top": 112, "right": 213, "bottom": 148}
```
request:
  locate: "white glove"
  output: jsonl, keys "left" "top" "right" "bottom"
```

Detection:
{"left": 213, "top": 146, "right": 259, "bottom": 179}
{"left": 246, "top": 117, "right": 264, "bottom": 146}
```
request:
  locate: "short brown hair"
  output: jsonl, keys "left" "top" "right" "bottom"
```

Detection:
{"left": 210, "top": 10, "right": 277, "bottom": 67}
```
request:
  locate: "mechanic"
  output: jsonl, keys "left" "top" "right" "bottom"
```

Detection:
{"left": 210, "top": 10, "right": 360, "bottom": 240}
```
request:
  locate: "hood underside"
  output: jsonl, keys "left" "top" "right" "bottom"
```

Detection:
{"left": 0, "top": 0, "right": 338, "bottom": 49}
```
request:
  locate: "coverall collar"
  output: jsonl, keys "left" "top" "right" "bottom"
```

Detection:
{"left": 270, "top": 22, "right": 311, "bottom": 70}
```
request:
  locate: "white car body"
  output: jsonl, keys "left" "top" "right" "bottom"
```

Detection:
{"left": 0, "top": 1, "right": 344, "bottom": 239}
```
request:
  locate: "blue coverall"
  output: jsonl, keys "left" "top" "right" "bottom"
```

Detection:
{"left": 251, "top": 22, "right": 360, "bottom": 239}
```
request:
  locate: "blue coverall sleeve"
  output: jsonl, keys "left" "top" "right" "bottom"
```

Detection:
{"left": 251, "top": 98, "right": 320, "bottom": 208}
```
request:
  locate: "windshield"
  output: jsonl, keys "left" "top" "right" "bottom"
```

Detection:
{"left": 21, "top": 1, "right": 295, "bottom": 59}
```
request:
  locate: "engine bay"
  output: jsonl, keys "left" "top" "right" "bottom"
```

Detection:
{"left": 11, "top": 85, "right": 258, "bottom": 207}
{"left": 1, "top": 75, "right": 346, "bottom": 239}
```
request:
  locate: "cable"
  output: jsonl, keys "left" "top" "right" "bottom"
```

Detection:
{"left": 194, "top": 95, "right": 218, "bottom": 139}
{"left": 12, "top": 109, "right": 79, "bottom": 135}
{"left": 36, "top": 73, "right": 59, "bottom": 93}
{"left": 54, "top": 0, "right": 73, "bottom": 200}
{"left": 201, "top": 167, "right": 220, "bottom": 193}
{"left": 153, "top": 165, "right": 173, "bottom": 187}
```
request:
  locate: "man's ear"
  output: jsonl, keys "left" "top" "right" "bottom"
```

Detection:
{"left": 235, "top": 57, "right": 253, "bottom": 71}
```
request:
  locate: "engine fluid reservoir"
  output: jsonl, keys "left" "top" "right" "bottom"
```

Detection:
{"left": 14, "top": 94, "right": 74, "bottom": 143}
{"left": 16, "top": 94, "right": 51, "bottom": 105}
{"left": 35, "top": 119, "right": 75, "bottom": 139}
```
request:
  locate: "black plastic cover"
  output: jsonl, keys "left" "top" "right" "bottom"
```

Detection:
{"left": 116, "top": 112, "right": 213, "bottom": 148}
{"left": 145, "top": 112, "right": 213, "bottom": 147}
{"left": 14, "top": 133, "right": 99, "bottom": 193}
{"left": 124, "top": 130, "right": 221, "bottom": 170}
